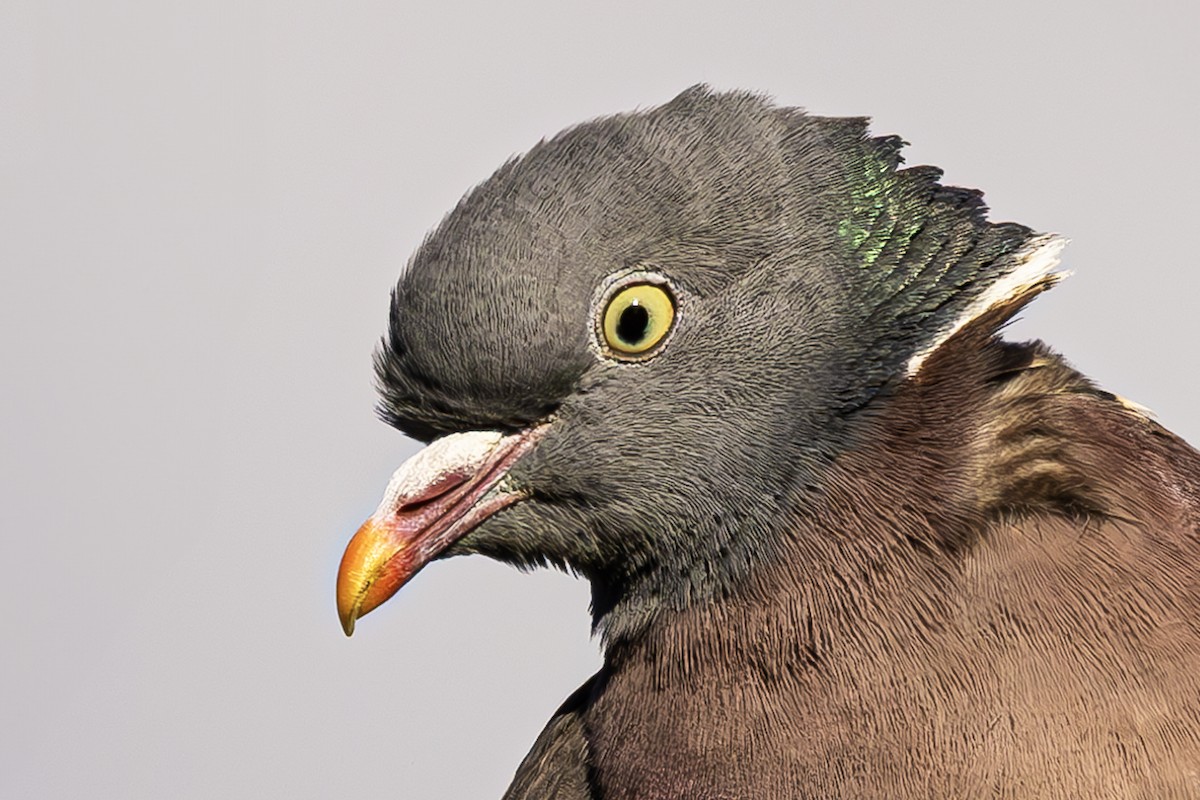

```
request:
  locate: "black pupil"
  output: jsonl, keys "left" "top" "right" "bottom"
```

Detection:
{"left": 616, "top": 302, "right": 650, "bottom": 345}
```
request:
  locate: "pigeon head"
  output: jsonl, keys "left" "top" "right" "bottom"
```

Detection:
{"left": 337, "top": 86, "right": 1054, "bottom": 638}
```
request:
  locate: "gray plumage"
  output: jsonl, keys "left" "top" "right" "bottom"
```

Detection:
{"left": 349, "top": 86, "right": 1200, "bottom": 798}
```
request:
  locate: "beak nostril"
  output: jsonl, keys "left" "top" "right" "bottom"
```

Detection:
{"left": 395, "top": 478, "right": 464, "bottom": 513}
{"left": 393, "top": 470, "right": 474, "bottom": 511}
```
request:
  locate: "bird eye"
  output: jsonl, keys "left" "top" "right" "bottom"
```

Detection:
{"left": 600, "top": 282, "right": 676, "bottom": 357}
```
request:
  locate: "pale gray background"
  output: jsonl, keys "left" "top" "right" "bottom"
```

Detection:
{"left": 3, "top": 1, "right": 1197, "bottom": 797}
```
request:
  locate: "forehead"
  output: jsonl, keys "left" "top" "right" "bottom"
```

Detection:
{"left": 399, "top": 95, "right": 829, "bottom": 305}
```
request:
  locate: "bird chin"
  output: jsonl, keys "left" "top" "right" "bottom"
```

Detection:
{"left": 336, "top": 426, "right": 546, "bottom": 636}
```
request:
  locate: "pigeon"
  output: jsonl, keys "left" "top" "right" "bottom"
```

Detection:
{"left": 335, "top": 86, "right": 1200, "bottom": 798}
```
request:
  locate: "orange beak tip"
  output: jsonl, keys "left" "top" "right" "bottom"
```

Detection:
{"left": 338, "top": 589, "right": 360, "bottom": 636}
{"left": 337, "top": 517, "right": 410, "bottom": 639}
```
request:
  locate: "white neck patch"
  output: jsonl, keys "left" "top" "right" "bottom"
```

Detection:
{"left": 906, "top": 233, "right": 1069, "bottom": 377}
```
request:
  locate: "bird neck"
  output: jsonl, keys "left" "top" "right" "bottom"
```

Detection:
{"left": 593, "top": 325, "right": 1069, "bottom": 675}
{"left": 593, "top": 438, "right": 967, "bottom": 679}
{"left": 587, "top": 422, "right": 845, "bottom": 647}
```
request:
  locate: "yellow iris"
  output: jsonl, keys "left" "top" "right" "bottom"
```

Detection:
{"left": 601, "top": 283, "right": 675, "bottom": 356}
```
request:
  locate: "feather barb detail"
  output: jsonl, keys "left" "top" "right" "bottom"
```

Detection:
{"left": 906, "top": 234, "right": 1070, "bottom": 376}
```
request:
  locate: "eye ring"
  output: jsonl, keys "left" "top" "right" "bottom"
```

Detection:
{"left": 594, "top": 272, "right": 678, "bottom": 360}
